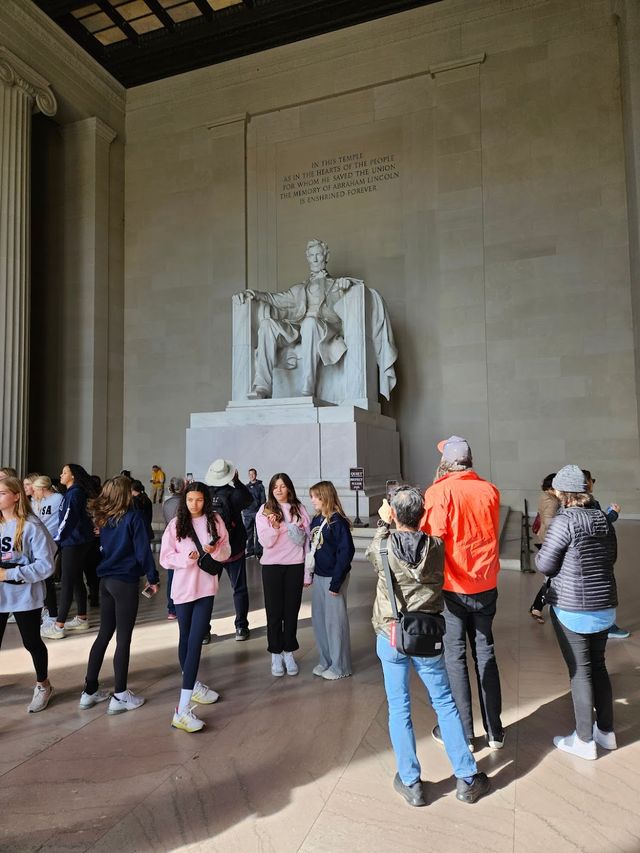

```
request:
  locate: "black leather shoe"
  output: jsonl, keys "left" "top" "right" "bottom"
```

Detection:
{"left": 432, "top": 724, "right": 474, "bottom": 752}
{"left": 393, "top": 773, "right": 426, "bottom": 807}
{"left": 201, "top": 631, "right": 211, "bottom": 645}
{"left": 456, "top": 772, "right": 490, "bottom": 803}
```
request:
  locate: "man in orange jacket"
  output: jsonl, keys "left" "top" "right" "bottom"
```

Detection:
{"left": 421, "top": 436, "right": 505, "bottom": 751}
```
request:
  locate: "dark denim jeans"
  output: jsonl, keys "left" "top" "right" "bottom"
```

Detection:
{"left": 442, "top": 588, "right": 503, "bottom": 742}
{"left": 224, "top": 555, "right": 249, "bottom": 631}
{"left": 550, "top": 608, "right": 613, "bottom": 741}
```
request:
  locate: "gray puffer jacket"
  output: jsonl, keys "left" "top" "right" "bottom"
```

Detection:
{"left": 535, "top": 507, "right": 617, "bottom": 611}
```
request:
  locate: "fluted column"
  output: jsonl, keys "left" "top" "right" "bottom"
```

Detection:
{"left": 0, "top": 47, "right": 56, "bottom": 471}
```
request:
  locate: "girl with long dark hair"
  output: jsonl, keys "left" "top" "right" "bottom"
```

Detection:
{"left": 160, "top": 481, "right": 230, "bottom": 732}
{"left": 41, "top": 464, "right": 97, "bottom": 639}
{"left": 0, "top": 477, "right": 56, "bottom": 712}
{"left": 79, "top": 477, "right": 160, "bottom": 714}
{"left": 256, "top": 473, "right": 310, "bottom": 677}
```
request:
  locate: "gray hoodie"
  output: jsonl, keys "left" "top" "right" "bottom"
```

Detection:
{"left": 0, "top": 517, "right": 56, "bottom": 612}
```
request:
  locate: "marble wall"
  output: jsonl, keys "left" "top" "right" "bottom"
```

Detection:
{"left": 122, "top": 0, "right": 640, "bottom": 510}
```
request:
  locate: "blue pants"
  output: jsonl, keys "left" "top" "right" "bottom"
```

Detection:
{"left": 376, "top": 633, "right": 477, "bottom": 785}
{"left": 166, "top": 569, "right": 176, "bottom": 616}
{"left": 175, "top": 596, "right": 214, "bottom": 690}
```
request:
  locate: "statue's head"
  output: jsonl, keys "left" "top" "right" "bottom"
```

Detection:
{"left": 306, "top": 239, "right": 329, "bottom": 272}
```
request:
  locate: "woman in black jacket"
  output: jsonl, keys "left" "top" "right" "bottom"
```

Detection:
{"left": 535, "top": 465, "right": 618, "bottom": 760}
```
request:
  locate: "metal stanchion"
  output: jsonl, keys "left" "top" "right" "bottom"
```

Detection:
{"left": 520, "top": 498, "right": 535, "bottom": 572}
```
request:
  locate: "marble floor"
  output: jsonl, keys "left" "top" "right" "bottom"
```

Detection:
{"left": 1, "top": 524, "right": 639, "bottom": 853}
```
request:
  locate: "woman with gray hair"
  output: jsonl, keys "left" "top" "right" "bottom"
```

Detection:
{"left": 535, "top": 464, "right": 618, "bottom": 760}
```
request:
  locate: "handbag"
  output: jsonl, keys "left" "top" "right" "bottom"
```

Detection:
{"left": 531, "top": 513, "right": 541, "bottom": 535}
{"left": 305, "top": 518, "right": 328, "bottom": 571}
{"left": 379, "top": 541, "right": 445, "bottom": 657}
{"left": 191, "top": 528, "right": 223, "bottom": 578}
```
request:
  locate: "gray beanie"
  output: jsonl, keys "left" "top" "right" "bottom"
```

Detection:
{"left": 552, "top": 465, "right": 587, "bottom": 493}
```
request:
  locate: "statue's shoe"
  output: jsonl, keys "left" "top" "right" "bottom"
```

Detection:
{"left": 247, "top": 387, "right": 269, "bottom": 399}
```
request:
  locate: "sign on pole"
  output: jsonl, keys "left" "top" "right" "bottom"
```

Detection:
{"left": 349, "top": 467, "right": 364, "bottom": 491}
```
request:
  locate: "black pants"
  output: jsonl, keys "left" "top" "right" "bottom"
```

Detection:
{"left": 261, "top": 563, "right": 304, "bottom": 653}
{"left": 550, "top": 608, "right": 613, "bottom": 741}
{"left": 175, "top": 595, "right": 215, "bottom": 690}
{"left": 0, "top": 609, "right": 48, "bottom": 681}
{"left": 58, "top": 541, "right": 94, "bottom": 623}
{"left": 84, "top": 577, "right": 140, "bottom": 695}
{"left": 84, "top": 540, "right": 101, "bottom": 605}
{"left": 442, "top": 588, "right": 503, "bottom": 742}
{"left": 44, "top": 575, "right": 58, "bottom": 618}
{"left": 243, "top": 511, "right": 262, "bottom": 557}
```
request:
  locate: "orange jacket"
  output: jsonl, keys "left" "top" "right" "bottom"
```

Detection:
{"left": 420, "top": 470, "right": 500, "bottom": 594}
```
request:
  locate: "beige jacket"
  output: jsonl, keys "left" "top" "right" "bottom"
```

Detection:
{"left": 537, "top": 490, "right": 560, "bottom": 542}
{"left": 366, "top": 523, "right": 445, "bottom": 639}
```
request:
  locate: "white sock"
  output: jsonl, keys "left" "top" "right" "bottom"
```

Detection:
{"left": 114, "top": 691, "right": 128, "bottom": 700}
{"left": 178, "top": 689, "right": 193, "bottom": 713}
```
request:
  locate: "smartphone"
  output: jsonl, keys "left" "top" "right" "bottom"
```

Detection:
{"left": 186, "top": 472, "right": 193, "bottom": 483}
{"left": 385, "top": 480, "right": 399, "bottom": 501}
{"left": 141, "top": 584, "right": 156, "bottom": 599}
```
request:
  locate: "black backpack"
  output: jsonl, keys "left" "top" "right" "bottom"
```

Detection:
{"left": 209, "top": 486, "right": 247, "bottom": 555}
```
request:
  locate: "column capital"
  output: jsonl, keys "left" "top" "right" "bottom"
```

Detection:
{"left": 0, "top": 46, "right": 57, "bottom": 117}
{"left": 61, "top": 116, "right": 117, "bottom": 145}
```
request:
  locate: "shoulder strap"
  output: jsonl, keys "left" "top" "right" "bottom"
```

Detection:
{"left": 190, "top": 526, "right": 206, "bottom": 558}
{"left": 379, "top": 540, "right": 400, "bottom": 620}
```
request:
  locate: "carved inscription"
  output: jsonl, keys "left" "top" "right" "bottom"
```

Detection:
{"left": 280, "top": 151, "right": 400, "bottom": 205}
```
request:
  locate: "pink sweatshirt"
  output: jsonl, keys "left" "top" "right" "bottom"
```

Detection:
{"left": 256, "top": 502, "right": 311, "bottom": 576}
{"left": 159, "top": 514, "right": 230, "bottom": 605}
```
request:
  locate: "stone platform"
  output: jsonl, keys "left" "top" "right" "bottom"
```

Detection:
{"left": 186, "top": 396, "right": 402, "bottom": 516}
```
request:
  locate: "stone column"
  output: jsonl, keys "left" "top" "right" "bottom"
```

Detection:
{"left": 0, "top": 47, "right": 56, "bottom": 471}
{"left": 60, "top": 118, "right": 116, "bottom": 478}
{"left": 613, "top": 0, "right": 640, "bottom": 439}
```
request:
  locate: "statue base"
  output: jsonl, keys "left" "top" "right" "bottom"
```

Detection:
{"left": 186, "top": 397, "right": 402, "bottom": 517}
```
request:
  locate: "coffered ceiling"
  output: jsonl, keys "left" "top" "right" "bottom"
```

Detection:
{"left": 33, "top": 0, "right": 442, "bottom": 88}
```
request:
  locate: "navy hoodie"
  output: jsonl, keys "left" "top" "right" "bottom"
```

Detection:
{"left": 56, "top": 485, "right": 95, "bottom": 547}
{"left": 310, "top": 512, "right": 355, "bottom": 593}
{"left": 97, "top": 508, "right": 159, "bottom": 585}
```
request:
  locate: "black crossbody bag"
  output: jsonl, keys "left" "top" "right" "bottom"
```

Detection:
{"left": 191, "top": 529, "right": 223, "bottom": 578}
{"left": 379, "top": 541, "right": 445, "bottom": 657}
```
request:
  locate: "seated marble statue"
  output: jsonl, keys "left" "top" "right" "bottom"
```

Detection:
{"left": 235, "top": 239, "right": 397, "bottom": 401}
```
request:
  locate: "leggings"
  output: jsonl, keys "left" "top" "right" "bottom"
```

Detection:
{"left": 551, "top": 608, "right": 613, "bottom": 741}
{"left": 84, "top": 577, "right": 140, "bottom": 695}
{"left": 175, "top": 596, "right": 215, "bottom": 690}
{"left": 44, "top": 576, "right": 58, "bottom": 618}
{"left": 57, "top": 541, "right": 94, "bottom": 623}
{"left": 0, "top": 608, "right": 48, "bottom": 681}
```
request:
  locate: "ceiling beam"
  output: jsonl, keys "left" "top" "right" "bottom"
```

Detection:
{"left": 95, "top": 0, "right": 140, "bottom": 44}
{"left": 192, "top": 0, "right": 214, "bottom": 20}
{"left": 144, "top": 0, "right": 176, "bottom": 30}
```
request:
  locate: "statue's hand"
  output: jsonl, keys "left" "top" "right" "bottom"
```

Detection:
{"left": 235, "top": 289, "right": 256, "bottom": 304}
{"left": 334, "top": 277, "right": 352, "bottom": 292}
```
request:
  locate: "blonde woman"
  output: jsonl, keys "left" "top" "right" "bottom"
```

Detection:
{"left": 308, "top": 481, "right": 354, "bottom": 679}
{"left": 0, "top": 477, "right": 56, "bottom": 712}
{"left": 80, "top": 477, "right": 160, "bottom": 714}
{"left": 32, "top": 476, "right": 63, "bottom": 627}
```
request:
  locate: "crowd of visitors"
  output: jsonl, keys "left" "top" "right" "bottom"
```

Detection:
{"left": 0, "top": 439, "right": 629, "bottom": 808}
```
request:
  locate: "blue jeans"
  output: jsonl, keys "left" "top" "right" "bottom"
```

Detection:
{"left": 223, "top": 555, "right": 249, "bottom": 631}
{"left": 376, "top": 634, "right": 477, "bottom": 785}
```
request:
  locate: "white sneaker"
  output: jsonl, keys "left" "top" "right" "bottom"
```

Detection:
{"left": 27, "top": 684, "right": 53, "bottom": 713}
{"left": 321, "top": 669, "right": 350, "bottom": 680}
{"left": 172, "top": 705, "right": 205, "bottom": 732}
{"left": 41, "top": 623, "right": 66, "bottom": 640}
{"left": 79, "top": 689, "right": 111, "bottom": 709}
{"left": 283, "top": 651, "right": 299, "bottom": 676}
{"left": 271, "top": 653, "right": 285, "bottom": 677}
{"left": 107, "top": 690, "right": 145, "bottom": 715}
{"left": 313, "top": 664, "right": 328, "bottom": 677}
{"left": 192, "top": 680, "right": 220, "bottom": 705}
{"left": 64, "top": 616, "right": 89, "bottom": 632}
{"left": 7, "top": 613, "right": 16, "bottom": 624}
{"left": 593, "top": 722, "right": 617, "bottom": 750}
{"left": 553, "top": 731, "right": 597, "bottom": 760}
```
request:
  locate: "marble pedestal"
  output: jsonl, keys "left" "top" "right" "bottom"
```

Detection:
{"left": 186, "top": 397, "right": 402, "bottom": 517}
